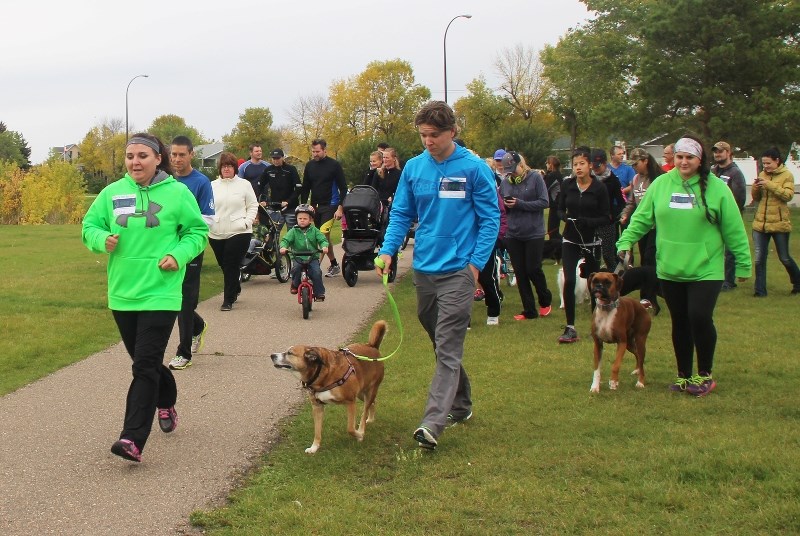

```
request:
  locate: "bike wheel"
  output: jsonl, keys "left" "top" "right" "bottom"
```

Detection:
{"left": 274, "top": 238, "right": 291, "bottom": 283}
{"left": 301, "top": 287, "right": 311, "bottom": 319}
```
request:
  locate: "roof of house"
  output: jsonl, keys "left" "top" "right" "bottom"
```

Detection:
{"left": 196, "top": 142, "right": 224, "bottom": 159}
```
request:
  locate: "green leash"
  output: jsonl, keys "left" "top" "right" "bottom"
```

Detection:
{"left": 344, "top": 257, "right": 404, "bottom": 362}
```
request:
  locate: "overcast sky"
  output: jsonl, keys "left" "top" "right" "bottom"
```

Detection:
{"left": 2, "top": 0, "right": 591, "bottom": 163}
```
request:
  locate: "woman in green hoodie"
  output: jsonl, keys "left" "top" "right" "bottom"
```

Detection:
{"left": 82, "top": 133, "right": 208, "bottom": 462}
{"left": 617, "top": 136, "right": 750, "bottom": 398}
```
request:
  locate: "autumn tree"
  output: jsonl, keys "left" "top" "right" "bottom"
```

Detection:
{"left": 77, "top": 119, "right": 127, "bottom": 187}
{"left": 148, "top": 115, "right": 207, "bottom": 148}
{"left": 0, "top": 122, "right": 32, "bottom": 169}
{"left": 494, "top": 45, "right": 550, "bottom": 121}
{"left": 453, "top": 77, "right": 513, "bottom": 156}
{"left": 223, "top": 107, "right": 280, "bottom": 158}
{"left": 284, "top": 94, "right": 331, "bottom": 160}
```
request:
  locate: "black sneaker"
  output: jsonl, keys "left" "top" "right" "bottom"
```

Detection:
{"left": 558, "top": 326, "right": 578, "bottom": 343}
{"left": 446, "top": 411, "right": 473, "bottom": 428}
{"left": 158, "top": 406, "right": 178, "bottom": 433}
{"left": 111, "top": 439, "right": 141, "bottom": 462}
{"left": 220, "top": 302, "right": 232, "bottom": 311}
{"left": 413, "top": 426, "right": 438, "bottom": 450}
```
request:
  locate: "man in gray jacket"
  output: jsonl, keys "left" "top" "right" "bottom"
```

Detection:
{"left": 712, "top": 140, "right": 746, "bottom": 291}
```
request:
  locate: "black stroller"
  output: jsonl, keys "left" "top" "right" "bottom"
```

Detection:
{"left": 341, "top": 185, "right": 397, "bottom": 287}
{"left": 240, "top": 203, "right": 292, "bottom": 283}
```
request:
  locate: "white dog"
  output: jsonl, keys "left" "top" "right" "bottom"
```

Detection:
{"left": 558, "top": 258, "right": 590, "bottom": 309}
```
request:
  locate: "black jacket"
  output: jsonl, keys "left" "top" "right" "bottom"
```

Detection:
{"left": 300, "top": 156, "right": 347, "bottom": 207}
{"left": 259, "top": 163, "right": 302, "bottom": 209}
{"left": 366, "top": 167, "right": 401, "bottom": 203}
{"left": 558, "top": 175, "right": 612, "bottom": 244}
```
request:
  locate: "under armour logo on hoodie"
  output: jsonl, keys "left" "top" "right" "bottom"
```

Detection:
{"left": 116, "top": 202, "right": 163, "bottom": 228}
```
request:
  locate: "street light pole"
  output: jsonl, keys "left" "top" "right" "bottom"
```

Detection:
{"left": 125, "top": 74, "right": 149, "bottom": 142}
{"left": 443, "top": 14, "right": 472, "bottom": 104}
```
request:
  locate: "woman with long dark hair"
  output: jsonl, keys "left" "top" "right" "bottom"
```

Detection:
{"left": 82, "top": 133, "right": 208, "bottom": 462}
{"left": 620, "top": 147, "right": 663, "bottom": 266}
{"left": 543, "top": 155, "right": 563, "bottom": 242}
{"left": 557, "top": 147, "right": 611, "bottom": 343}
{"left": 617, "top": 136, "right": 751, "bottom": 397}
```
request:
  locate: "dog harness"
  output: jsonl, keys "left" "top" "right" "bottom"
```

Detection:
{"left": 302, "top": 354, "right": 356, "bottom": 394}
{"left": 596, "top": 299, "right": 620, "bottom": 311}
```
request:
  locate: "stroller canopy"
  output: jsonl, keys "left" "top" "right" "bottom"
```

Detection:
{"left": 343, "top": 185, "right": 382, "bottom": 223}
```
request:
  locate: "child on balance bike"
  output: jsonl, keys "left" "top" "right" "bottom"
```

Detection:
{"left": 280, "top": 204, "right": 329, "bottom": 301}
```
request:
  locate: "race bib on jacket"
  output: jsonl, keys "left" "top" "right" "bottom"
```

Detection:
{"left": 112, "top": 194, "right": 137, "bottom": 216}
{"left": 669, "top": 193, "right": 695, "bottom": 209}
{"left": 439, "top": 176, "right": 466, "bottom": 199}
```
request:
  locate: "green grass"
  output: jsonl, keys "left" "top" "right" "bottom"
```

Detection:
{"left": 1, "top": 214, "right": 799, "bottom": 534}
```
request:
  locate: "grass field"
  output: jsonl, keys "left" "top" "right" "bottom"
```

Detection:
{"left": 1, "top": 212, "right": 799, "bottom": 534}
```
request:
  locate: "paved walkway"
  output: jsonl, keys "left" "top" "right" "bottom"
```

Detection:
{"left": 0, "top": 244, "right": 411, "bottom": 535}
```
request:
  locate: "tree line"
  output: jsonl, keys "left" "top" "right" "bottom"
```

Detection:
{"left": 1, "top": 0, "right": 797, "bottom": 221}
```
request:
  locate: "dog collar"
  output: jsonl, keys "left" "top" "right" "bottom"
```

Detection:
{"left": 597, "top": 299, "right": 619, "bottom": 311}
{"left": 303, "top": 355, "right": 356, "bottom": 394}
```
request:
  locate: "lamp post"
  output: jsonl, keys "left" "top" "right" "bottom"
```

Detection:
{"left": 125, "top": 74, "right": 149, "bottom": 142}
{"left": 443, "top": 14, "right": 472, "bottom": 104}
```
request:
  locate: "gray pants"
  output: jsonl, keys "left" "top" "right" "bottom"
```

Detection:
{"left": 414, "top": 267, "right": 474, "bottom": 438}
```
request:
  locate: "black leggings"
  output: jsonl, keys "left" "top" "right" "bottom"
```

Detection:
{"left": 505, "top": 236, "right": 552, "bottom": 317}
{"left": 660, "top": 279, "right": 723, "bottom": 377}
{"left": 209, "top": 233, "right": 251, "bottom": 304}
{"left": 561, "top": 241, "right": 601, "bottom": 325}
{"left": 477, "top": 246, "right": 503, "bottom": 317}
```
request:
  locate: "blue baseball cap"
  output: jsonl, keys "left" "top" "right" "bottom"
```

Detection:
{"left": 493, "top": 149, "right": 506, "bottom": 160}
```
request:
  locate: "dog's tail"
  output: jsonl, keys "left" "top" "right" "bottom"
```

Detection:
{"left": 368, "top": 320, "right": 388, "bottom": 349}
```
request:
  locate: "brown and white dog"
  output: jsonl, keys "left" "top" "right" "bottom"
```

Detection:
{"left": 587, "top": 272, "right": 652, "bottom": 393}
{"left": 270, "top": 320, "right": 387, "bottom": 454}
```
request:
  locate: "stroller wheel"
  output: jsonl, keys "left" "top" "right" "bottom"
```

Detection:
{"left": 343, "top": 261, "right": 358, "bottom": 287}
{"left": 240, "top": 271, "right": 251, "bottom": 283}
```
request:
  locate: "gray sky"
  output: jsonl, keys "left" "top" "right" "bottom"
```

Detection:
{"left": 3, "top": 0, "right": 590, "bottom": 163}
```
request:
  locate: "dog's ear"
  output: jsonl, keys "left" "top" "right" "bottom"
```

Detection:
{"left": 587, "top": 272, "right": 596, "bottom": 287}
{"left": 304, "top": 348, "right": 320, "bottom": 363}
{"left": 613, "top": 272, "right": 621, "bottom": 285}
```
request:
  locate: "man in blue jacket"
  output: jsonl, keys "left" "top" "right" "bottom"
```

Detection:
{"left": 375, "top": 101, "right": 500, "bottom": 450}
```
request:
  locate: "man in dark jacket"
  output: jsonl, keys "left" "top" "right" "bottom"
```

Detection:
{"left": 711, "top": 140, "right": 747, "bottom": 290}
{"left": 259, "top": 148, "right": 302, "bottom": 229}
{"left": 300, "top": 138, "right": 347, "bottom": 276}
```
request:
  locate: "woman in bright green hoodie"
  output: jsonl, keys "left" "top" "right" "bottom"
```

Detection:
{"left": 617, "top": 136, "right": 750, "bottom": 398}
{"left": 82, "top": 133, "right": 208, "bottom": 462}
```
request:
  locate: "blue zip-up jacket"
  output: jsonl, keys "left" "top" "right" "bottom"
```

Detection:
{"left": 380, "top": 144, "right": 500, "bottom": 274}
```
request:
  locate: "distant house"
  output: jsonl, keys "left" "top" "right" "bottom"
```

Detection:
{"left": 196, "top": 142, "right": 223, "bottom": 169}
{"left": 51, "top": 144, "right": 79, "bottom": 162}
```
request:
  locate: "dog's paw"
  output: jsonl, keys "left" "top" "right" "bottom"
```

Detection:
{"left": 635, "top": 381, "right": 645, "bottom": 389}
{"left": 590, "top": 382, "right": 600, "bottom": 393}
{"left": 609, "top": 380, "right": 619, "bottom": 390}
{"left": 305, "top": 444, "right": 320, "bottom": 455}
{"left": 354, "top": 431, "right": 364, "bottom": 442}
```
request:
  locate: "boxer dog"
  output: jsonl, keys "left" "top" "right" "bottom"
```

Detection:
{"left": 270, "top": 320, "right": 386, "bottom": 454}
{"left": 587, "top": 272, "right": 651, "bottom": 393}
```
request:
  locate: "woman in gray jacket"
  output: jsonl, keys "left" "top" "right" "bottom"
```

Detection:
{"left": 498, "top": 152, "right": 553, "bottom": 320}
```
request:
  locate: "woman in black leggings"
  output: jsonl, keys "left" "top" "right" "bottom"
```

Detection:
{"left": 557, "top": 147, "right": 611, "bottom": 343}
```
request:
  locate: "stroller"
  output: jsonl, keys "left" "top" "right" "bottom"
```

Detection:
{"left": 240, "top": 202, "right": 292, "bottom": 283}
{"left": 341, "top": 185, "right": 397, "bottom": 287}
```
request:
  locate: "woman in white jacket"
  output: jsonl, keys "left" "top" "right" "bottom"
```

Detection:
{"left": 208, "top": 152, "right": 259, "bottom": 311}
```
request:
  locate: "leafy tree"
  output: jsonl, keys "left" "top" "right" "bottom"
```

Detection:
{"left": 491, "top": 119, "right": 559, "bottom": 171}
{"left": 0, "top": 161, "right": 24, "bottom": 223}
{"left": 453, "top": 77, "right": 513, "bottom": 156}
{"left": 21, "top": 161, "right": 86, "bottom": 224}
{"left": 77, "top": 120, "right": 126, "bottom": 184}
{"left": 0, "top": 122, "right": 32, "bottom": 169}
{"left": 147, "top": 114, "right": 207, "bottom": 147}
{"left": 223, "top": 107, "right": 280, "bottom": 158}
{"left": 285, "top": 94, "right": 330, "bottom": 158}
{"left": 494, "top": 45, "right": 550, "bottom": 121}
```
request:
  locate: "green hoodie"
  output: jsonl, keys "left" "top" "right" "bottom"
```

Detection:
{"left": 617, "top": 168, "right": 751, "bottom": 282}
{"left": 82, "top": 172, "right": 209, "bottom": 311}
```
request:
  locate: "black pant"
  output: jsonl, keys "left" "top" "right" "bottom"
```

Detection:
{"left": 112, "top": 310, "right": 178, "bottom": 451}
{"left": 176, "top": 252, "right": 205, "bottom": 359}
{"left": 596, "top": 223, "right": 618, "bottom": 270}
{"left": 505, "top": 236, "right": 552, "bottom": 317}
{"left": 561, "top": 241, "right": 601, "bottom": 325}
{"left": 546, "top": 203, "right": 562, "bottom": 241}
{"left": 477, "top": 245, "right": 503, "bottom": 317}
{"left": 637, "top": 228, "right": 657, "bottom": 267}
{"left": 209, "top": 233, "right": 251, "bottom": 305}
{"left": 660, "top": 279, "right": 722, "bottom": 377}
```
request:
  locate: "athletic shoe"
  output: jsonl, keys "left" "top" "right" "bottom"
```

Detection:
{"left": 191, "top": 322, "right": 208, "bottom": 354}
{"left": 111, "top": 439, "right": 141, "bottom": 462}
{"left": 514, "top": 312, "right": 538, "bottom": 320}
{"left": 413, "top": 426, "right": 438, "bottom": 450}
{"left": 290, "top": 286, "right": 298, "bottom": 294}
{"left": 158, "top": 406, "right": 178, "bottom": 433}
{"left": 325, "top": 264, "right": 341, "bottom": 277}
{"left": 558, "top": 326, "right": 578, "bottom": 343}
{"left": 539, "top": 305, "right": 552, "bottom": 317}
{"left": 473, "top": 289, "right": 485, "bottom": 301}
{"left": 446, "top": 411, "right": 473, "bottom": 428}
{"left": 315, "top": 295, "right": 325, "bottom": 302}
{"left": 220, "top": 302, "right": 232, "bottom": 311}
{"left": 168, "top": 356, "right": 192, "bottom": 370}
{"left": 686, "top": 374, "right": 716, "bottom": 397}
{"left": 721, "top": 283, "right": 737, "bottom": 291}
{"left": 669, "top": 376, "right": 690, "bottom": 392}
{"left": 509, "top": 275, "right": 517, "bottom": 286}
{"left": 486, "top": 316, "right": 499, "bottom": 325}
